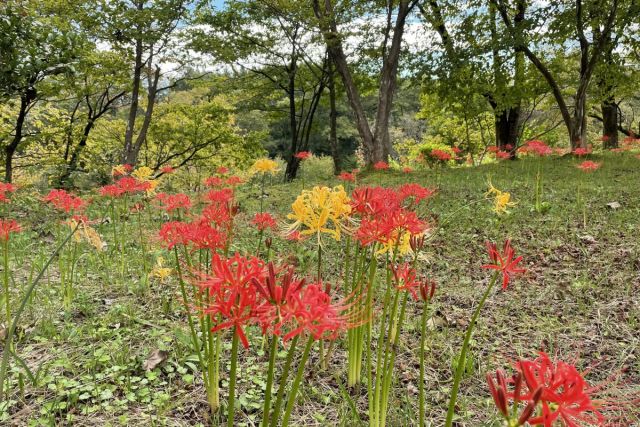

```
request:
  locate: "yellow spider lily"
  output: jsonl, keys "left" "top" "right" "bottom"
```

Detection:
{"left": 251, "top": 158, "right": 280, "bottom": 175}
{"left": 286, "top": 185, "right": 352, "bottom": 246}
{"left": 485, "top": 180, "right": 517, "bottom": 215}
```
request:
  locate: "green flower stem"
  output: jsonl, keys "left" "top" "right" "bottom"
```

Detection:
{"left": 418, "top": 297, "right": 432, "bottom": 427}
{"left": 270, "top": 335, "right": 299, "bottom": 427}
{"left": 3, "top": 240, "right": 10, "bottom": 325}
{"left": 444, "top": 272, "right": 499, "bottom": 427}
{"left": 227, "top": 329, "right": 240, "bottom": 427}
{"left": 380, "top": 294, "right": 409, "bottom": 427}
{"left": 172, "top": 247, "right": 206, "bottom": 384}
{"left": 281, "top": 337, "right": 315, "bottom": 427}
{"left": 261, "top": 335, "right": 279, "bottom": 427}
{"left": 0, "top": 223, "right": 78, "bottom": 401}
{"left": 372, "top": 271, "right": 393, "bottom": 426}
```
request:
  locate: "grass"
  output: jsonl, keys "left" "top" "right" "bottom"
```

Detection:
{"left": 2, "top": 152, "right": 639, "bottom": 426}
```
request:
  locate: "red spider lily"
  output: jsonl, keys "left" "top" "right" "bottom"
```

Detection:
{"left": 204, "top": 176, "right": 224, "bottom": 187}
{"left": 402, "top": 166, "right": 413, "bottom": 173}
{"left": 99, "top": 184, "right": 125, "bottom": 198}
{"left": 116, "top": 176, "right": 148, "bottom": 194}
{"left": 488, "top": 146, "right": 500, "bottom": 153}
{"left": 524, "top": 140, "right": 552, "bottom": 156}
{"left": 0, "top": 182, "right": 16, "bottom": 203}
{"left": 0, "top": 219, "right": 21, "bottom": 241}
{"left": 201, "top": 204, "right": 233, "bottom": 227}
{"left": 294, "top": 151, "right": 312, "bottom": 160}
{"left": 155, "top": 193, "right": 192, "bottom": 213}
{"left": 355, "top": 209, "right": 428, "bottom": 249}
{"left": 225, "top": 176, "right": 244, "bottom": 187}
{"left": 161, "top": 165, "right": 175, "bottom": 174}
{"left": 251, "top": 212, "right": 277, "bottom": 231}
{"left": 572, "top": 147, "right": 591, "bottom": 157}
{"left": 350, "top": 186, "right": 402, "bottom": 217}
{"left": 610, "top": 147, "right": 625, "bottom": 153}
{"left": 251, "top": 263, "right": 306, "bottom": 336}
{"left": 282, "top": 283, "right": 356, "bottom": 342}
{"left": 187, "top": 221, "right": 227, "bottom": 251}
{"left": 338, "top": 171, "right": 356, "bottom": 182}
{"left": 43, "top": 189, "right": 86, "bottom": 213}
{"left": 505, "top": 144, "right": 514, "bottom": 151}
{"left": 482, "top": 240, "right": 526, "bottom": 289}
{"left": 600, "top": 135, "right": 610, "bottom": 142}
{"left": 515, "top": 353, "right": 605, "bottom": 427}
{"left": 496, "top": 150, "right": 511, "bottom": 159}
{"left": 204, "top": 188, "right": 234, "bottom": 205}
{"left": 373, "top": 161, "right": 389, "bottom": 171}
{"left": 487, "top": 369, "right": 543, "bottom": 426}
{"left": 452, "top": 146, "right": 462, "bottom": 154}
{"left": 217, "top": 166, "right": 229, "bottom": 175}
{"left": 398, "top": 183, "right": 436, "bottom": 205}
{"left": 198, "top": 254, "right": 267, "bottom": 348}
{"left": 577, "top": 161, "right": 601, "bottom": 172}
{"left": 159, "top": 221, "right": 191, "bottom": 249}
{"left": 430, "top": 149, "right": 452, "bottom": 161}
{"left": 391, "top": 263, "right": 420, "bottom": 300}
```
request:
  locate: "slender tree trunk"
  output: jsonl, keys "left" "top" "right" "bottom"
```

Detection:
{"left": 328, "top": 55, "right": 341, "bottom": 174}
{"left": 284, "top": 51, "right": 300, "bottom": 181}
{"left": 312, "top": 0, "right": 416, "bottom": 166}
{"left": 60, "top": 120, "right": 94, "bottom": 186}
{"left": 63, "top": 101, "right": 81, "bottom": 162}
{"left": 598, "top": 32, "right": 617, "bottom": 149}
{"left": 122, "top": 33, "right": 144, "bottom": 164}
{"left": 4, "top": 92, "right": 33, "bottom": 183}
{"left": 372, "top": 1, "right": 412, "bottom": 162}
{"left": 122, "top": 66, "right": 160, "bottom": 166}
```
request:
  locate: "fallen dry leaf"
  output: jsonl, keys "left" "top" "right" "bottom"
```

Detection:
{"left": 143, "top": 349, "right": 168, "bottom": 371}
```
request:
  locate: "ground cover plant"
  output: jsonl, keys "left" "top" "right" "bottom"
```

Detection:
{"left": 0, "top": 150, "right": 639, "bottom": 426}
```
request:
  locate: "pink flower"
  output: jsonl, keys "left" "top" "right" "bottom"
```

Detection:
{"left": 294, "top": 151, "right": 312, "bottom": 160}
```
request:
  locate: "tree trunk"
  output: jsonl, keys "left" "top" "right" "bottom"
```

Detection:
{"left": 4, "top": 91, "right": 33, "bottom": 183}
{"left": 284, "top": 51, "right": 300, "bottom": 182}
{"left": 601, "top": 99, "right": 618, "bottom": 148}
{"left": 60, "top": 119, "right": 94, "bottom": 187}
{"left": 496, "top": 106, "right": 521, "bottom": 153}
{"left": 122, "top": 66, "right": 160, "bottom": 166}
{"left": 372, "top": 1, "right": 412, "bottom": 162}
{"left": 312, "top": 0, "right": 415, "bottom": 166}
{"left": 122, "top": 32, "right": 144, "bottom": 165}
{"left": 328, "top": 55, "right": 341, "bottom": 174}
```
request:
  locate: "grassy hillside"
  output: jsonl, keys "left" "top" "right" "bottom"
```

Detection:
{"left": 3, "top": 153, "right": 639, "bottom": 426}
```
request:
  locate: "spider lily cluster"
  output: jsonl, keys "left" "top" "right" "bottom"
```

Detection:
{"left": 0, "top": 158, "right": 635, "bottom": 427}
